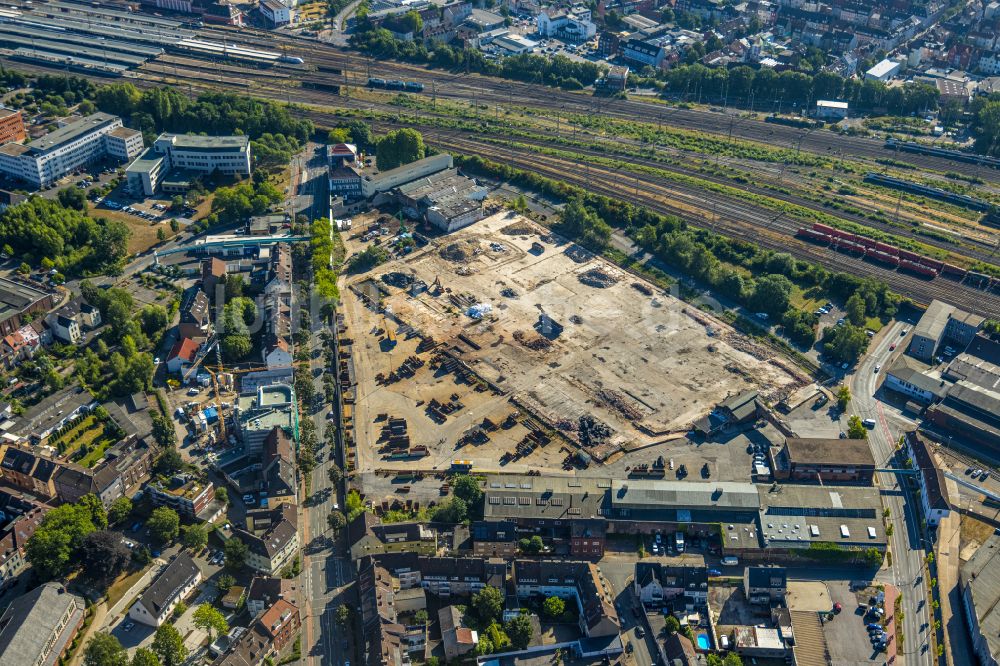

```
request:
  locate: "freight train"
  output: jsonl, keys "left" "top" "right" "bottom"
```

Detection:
{"left": 863, "top": 172, "right": 993, "bottom": 212}
{"left": 368, "top": 78, "right": 424, "bottom": 92}
{"left": 884, "top": 137, "right": 1000, "bottom": 170}
{"left": 795, "top": 222, "right": 1000, "bottom": 291}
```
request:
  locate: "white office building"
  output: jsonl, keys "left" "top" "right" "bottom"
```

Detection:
{"left": 127, "top": 133, "right": 252, "bottom": 196}
{"left": 0, "top": 113, "right": 143, "bottom": 188}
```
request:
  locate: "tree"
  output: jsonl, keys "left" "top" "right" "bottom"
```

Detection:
{"left": 505, "top": 614, "right": 533, "bottom": 650}
{"left": 224, "top": 536, "right": 249, "bottom": 570}
{"left": 847, "top": 415, "right": 868, "bottom": 439}
{"left": 215, "top": 486, "right": 229, "bottom": 505}
{"left": 57, "top": 186, "right": 88, "bottom": 211}
{"left": 221, "top": 334, "right": 253, "bottom": 361}
{"left": 328, "top": 510, "right": 347, "bottom": 532}
{"left": 845, "top": 293, "right": 867, "bottom": 326}
{"left": 665, "top": 615, "right": 680, "bottom": 634}
{"left": 519, "top": 535, "right": 544, "bottom": 554}
{"left": 108, "top": 496, "right": 133, "bottom": 525}
{"left": 542, "top": 596, "right": 565, "bottom": 619}
{"left": 217, "top": 573, "right": 236, "bottom": 594}
{"left": 155, "top": 447, "right": 184, "bottom": 475}
{"left": 26, "top": 500, "right": 101, "bottom": 579}
{"left": 836, "top": 385, "right": 851, "bottom": 411}
{"left": 335, "top": 603, "right": 351, "bottom": 626}
{"left": 181, "top": 523, "right": 208, "bottom": 551}
{"left": 130, "top": 648, "right": 160, "bottom": 666}
{"left": 81, "top": 530, "right": 132, "bottom": 586}
{"left": 147, "top": 507, "right": 180, "bottom": 543}
{"left": 415, "top": 609, "right": 429, "bottom": 625}
{"left": 750, "top": 274, "right": 793, "bottom": 316}
{"left": 558, "top": 198, "right": 611, "bottom": 250}
{"left": 153, "top": 623, "right": 188, "bottom": 666}
{"left": 345, "top": 489, "right": 365, "bottom": 521}
{"left": 327, "top": 464, "right": 343, "bottom": 485}
{"left": 472, "top": 586, "right": 504, "bottom": 624}
{"left": 193, "top": 603, "right": 229, "bottom": 640}
{"left": 376, "top": 128, "right": 425, "bottom": 170}
{"left": 151, "top": 413, "right": 177, "bottom": 448}
{"left": 452, "top": 474, "right": 483, "bottom": 504}
{"left": 84, "top": 633, "right": 129, "bottom": 666}
{"left": 823, "top": 323, "right": 869, "bottom": 364}
{"left": 723, "top": 654, "right": 743, "bottom": 666}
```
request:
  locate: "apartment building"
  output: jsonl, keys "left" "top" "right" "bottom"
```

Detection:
{"left": 0, "top": 108, "right": 26, "bottom": 144}
{"left": 0, "top": 113, "right": 143, "bottom": 188}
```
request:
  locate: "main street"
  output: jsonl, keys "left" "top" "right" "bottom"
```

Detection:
{"left": 287, "top": 143, "right": 356, "bottom": 666}
{"left": 851, "top": 321, "right": 933, "bottom": 665}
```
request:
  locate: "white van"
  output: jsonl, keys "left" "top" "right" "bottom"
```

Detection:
{"left": 862, "top": 418, "right": 876, "bottom": 428}
{"left": 721, "top": 556, "right": 739, "bottom": 566}
{"left": 675, "top": 532, "right": 685, "bottom": 552}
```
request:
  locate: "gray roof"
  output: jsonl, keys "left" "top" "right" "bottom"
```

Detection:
{"left": 887, "top": 355, "right": 948, "bottom": 396}
{"left": 126, "top": 147, "right": 166, "bottom": 174}
{"left": 483, "top": 475, "right": 609, "bottom": 521}
{"left": 946, "top": 380, "right": 1000, "bottom": 416}
{"left": 961, "top": 536, "right": 1000, "bottom": 659}
{"left": 29, "top": 113, "right": 119, "bottom": 154}
{"left": 746, "top": 565, "right": 786, "bottom": 590}
{"left": 783, "top": 437, "right": 875, "bottom": 467}
{"left": 913, "top": 299, "right": 954, "bottom": 342}
{"left": 138, "top": 553, "right": 200, "bottom": 618}
{"left": 611, "top": 480, "right": 761, "bottom": 511}
{"left": 159, "top": 133, "right": 249, "bottom": 152}
{"left": 0, "top": 582, "right": 84, "bottom": 665}
{"left": 907, "top": 432, "right": 949, "bottom": 511}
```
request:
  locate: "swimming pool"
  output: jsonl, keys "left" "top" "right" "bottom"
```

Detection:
{"left": 696, "top": 633, "right": 711, "bottom": 650}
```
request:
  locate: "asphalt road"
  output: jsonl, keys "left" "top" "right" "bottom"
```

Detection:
{"left": 851, "top": 321, "right": 933, "bottom": 665}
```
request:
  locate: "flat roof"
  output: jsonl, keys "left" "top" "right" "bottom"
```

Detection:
{"left": 0, "top": 277, "right": 50, "bottom": 324}
{"left": 783, "top": 437, "right": 875, "bottom": 467}
{"left": 126, "top": 147, "right": 166, "bottom": 174}
{"left": 611, "top": 479, "right": 761, "bottom": 511}
{"left": 817, "top": 100, "right": 848, "bottom": 108}
{"left": 867, "top": 58, "right": 900, "bottom": 77}
{"left": 160, "top": 133, "right": 249, "bottom": 151}
{"left": 29, "top": 113, "right": 119, "bottom": 154}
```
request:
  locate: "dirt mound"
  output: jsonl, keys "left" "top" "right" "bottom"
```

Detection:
{"left": 501, "top": 221, "right": 534, "bottom": 235}
{"left": 513, "top": 330, "right": 552, "bottom": 350}
{"left": 578, "top": 268, "right": 618, "bottom": 288}
{"left": 440, "top": 243, "right": 468, "bottom": 262}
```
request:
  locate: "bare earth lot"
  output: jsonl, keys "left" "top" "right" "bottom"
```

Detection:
{"left": 341, "top": 212, "right": 802, "bottom": 473}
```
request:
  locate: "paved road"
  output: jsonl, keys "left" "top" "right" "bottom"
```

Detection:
{"left": 851, "top": 321, "right": 933, "bottom": 665}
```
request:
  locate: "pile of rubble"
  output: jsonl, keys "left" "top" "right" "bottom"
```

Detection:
{"left": 631, "top": 281, "right": 653, "bottom": 296}
{"left": 578, "top": 268, "right": 618, "bottom": 288}
{"left": 500, "top": 287, "right": 518, "bottom": 298}
{"left": 440, "top": 243, "right": 469, "bottom": 262}
{"left": 381, "top": 272, "right": 414, "bottom": 288}
{"left": 501, "top": 221, "right": 534, "bottom": 235}
{"left": 597, "top": 389, "right": 643, "bottom": 421}
{"left": 577, "top": 414, "right": 613, "bottom": 447}
{"left": 513, "top": 330, "right": 552, "bottom": 350}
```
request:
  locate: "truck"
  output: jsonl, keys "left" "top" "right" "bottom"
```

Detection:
{"left": 675, "top": 532, "right": 685, "bottom": 552}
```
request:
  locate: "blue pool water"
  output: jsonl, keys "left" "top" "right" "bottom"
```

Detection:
{"left": 696, "top": 634, "right": 711, "bottom": 650}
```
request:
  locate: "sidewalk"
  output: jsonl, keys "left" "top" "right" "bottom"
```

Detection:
{"left": 884, "top": 583, "right": 899, "bottom": 665}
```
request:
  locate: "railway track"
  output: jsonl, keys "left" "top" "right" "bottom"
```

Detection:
{"left": 428, "top": 134, "right": 1000, "bottom": 316}
{"left": 195, "top": 24, "right": 1000, "bottom": 184}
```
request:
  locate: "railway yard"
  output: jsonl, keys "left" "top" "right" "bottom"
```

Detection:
{"left": 2, "top": 0, "right": 1000, "bottom": 318}
{"left": 340, "top": 212, "right": 804, "bottom": 474}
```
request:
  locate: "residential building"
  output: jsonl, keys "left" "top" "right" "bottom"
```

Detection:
{"left": 0, "top": 108, "right": 26, "bottom": 144}
{"left": 347, "top": 513, "right": 437, "bottom": 560}
{"left": 259, "top": 0, "right": 292, "bottom": 25}
{"left": 0, "top": 113, "right": 143, "bottom": 188}
{"left": 513, "top": 559, "right": 620, "bottom": 638}
{"left": 744, "top": 566, "right": 787, "bottom": 605}
{"left": 328, "top": 143, "right": 358, "bottom": 166}
{"left": 246, "top": 576, "right": 299, "bottom": 617}
{"left": 634, "top": 561, "right": 708, "bottom": 607}
{"left": 236, "top": 384, "right": 298, "bottom": 454}
{"left": 264, "top": 338, "right": 292, "bottom": 370}
{"left": 885, "top": 355, "right": 948, "bottom": 405}
{"left": 236, "top": 503, "right": 299, "bottom": 575}
{"left": 536, "top": 5, "right": 596, "bottom": 40}
{"left": 0, "top": 490, "right": 48, "bottom": 590}
{"left": 773, "top": 437, "right": 876, "bottom": 484}
{"left": 127, "top": 133, "right": 252, "bottom": 196}
{"left": 621, "top": 38, "right": 665, "bottom": 68}
{"left": 905, "top": 432, "right": 951, "bottom": 527}
{"left": 960, "top": 535, "right": 1000, "bottom": 666}
{"left": 179, "top": 290, "right": 212, "bottom": 340}
{"left": 439, "top": 606, "right": 479, "bottom": 660}
{"left": 44, "top": 298, "right": 101, "bottom": 344}
{"left": 1, "top": 319, "right": 51, "bottom": 370}
{"left": 202, "top": 257, "right": 228, "bottom": 302}
{"left": 471, "top": 519, "right": 518, "bottom": 557}
{"left": 130, "top": 553, "right": 202, "bottom": 627}
{"left": 54, "top": 464, "right": 123, "bottom": 507}
{"left": 147, "top": 475, "right": 217, "bottom": 519}
{"left": 0, "top": 277, "right": 56, "bottom": 337}
{"left": 212, "top": 598, "right": 301, "bottom": 665}
{"left": 909, "top": 300, "right": 984, "bottom": 363}
{"left": 166, "top": 337, "right": 200, "bottom": 375}
{"left": 598, "top": 65, "right": 630, "bottom": 93}
{"left": 0, "top": 582, "right": 85, "bottom": 666}
{"left": 0, "top": 446, "right": 59, "bottom": 498}
{"left": 329, "top": 162, "right": 364, "bottom": 200}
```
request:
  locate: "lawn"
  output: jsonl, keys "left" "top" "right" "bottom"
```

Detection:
{"left": 106, "top": 565, "right": 152, "bottom": 608}
{"left": 77, "top": 436, "right": 116, "bottom": 468}
{"left": 48, "top": 414, "right": 100, "bottom": 457}
{"left": 88, "top": 203, "right": 180, "bottom": 255}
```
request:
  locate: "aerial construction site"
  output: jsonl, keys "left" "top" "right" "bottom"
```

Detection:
{"left": 340, "top": 212, "right": 805, "bottom": 475}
